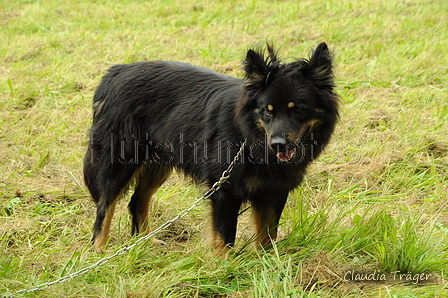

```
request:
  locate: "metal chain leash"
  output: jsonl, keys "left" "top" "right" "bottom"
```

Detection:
{"left": 7, "top": 140, "right": 247, "bottom": 298}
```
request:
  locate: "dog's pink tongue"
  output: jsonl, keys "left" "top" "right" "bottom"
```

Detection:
{"left": 276, "top": 148, "right": 297, "bottom": 161}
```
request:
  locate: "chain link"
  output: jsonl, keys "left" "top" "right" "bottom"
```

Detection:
{"left": 7, "top": 140, "right": 246, "bottom": 298}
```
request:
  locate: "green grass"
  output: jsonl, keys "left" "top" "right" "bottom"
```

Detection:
{"left": 1, "top": 0, "right": 448, "bottom": 296}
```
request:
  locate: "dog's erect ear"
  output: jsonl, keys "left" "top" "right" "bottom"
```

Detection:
{"left": 304, "top": 42, "right": 335, "bottom": 90}
{"left": 243, "top": 43, "right": 278, "bottom": 88}
{"left": 244, "top": 49, "right": 268, "bottom": 81}
{"left": 309, "top": 42, "right": 332, "bottom": 72}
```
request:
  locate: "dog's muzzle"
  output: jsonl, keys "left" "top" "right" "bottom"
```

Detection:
{"left": 270, "top": 136, "right": 297, "bottom": 162}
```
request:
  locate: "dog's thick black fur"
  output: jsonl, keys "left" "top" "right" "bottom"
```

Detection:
{"left": 84, "top": 42, "right": 339, "bottom": 256}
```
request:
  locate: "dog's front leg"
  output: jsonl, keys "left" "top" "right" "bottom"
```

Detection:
{"left": 208, "top": 192, "right": 242, "bottom": 258}
{"left": 251, "top": 189, "right": 289, "bottom": 248}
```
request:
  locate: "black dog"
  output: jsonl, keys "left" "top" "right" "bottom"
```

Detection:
{"left": 84, "top": 42, "right": 339, "bottom": 256}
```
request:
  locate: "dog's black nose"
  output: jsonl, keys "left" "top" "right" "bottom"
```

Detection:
{"left": 270, "top": 136, "right": 287, "bottom": 152}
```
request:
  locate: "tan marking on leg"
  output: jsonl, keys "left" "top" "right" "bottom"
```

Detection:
{"left": 93, "top": 198, "right": 118, "bottom": 252}
{"left": 133, "top": 188, "right": 154, "bottom": 234}
{"left": 213, "top": 240, "right": 231, "bottom": 258}
{"left": 211, "top": 233, "right": 231, "bottom": 259}
{"left": 131, "top": 168, "right": 171, "bottom": 245}
{"left": 252, "top": 206, "right": 278, "bottom": 248}
{"left": 136, "top": 187, "right": 167, "bottom": 245}
{"left": 205, "top": 208, "right": 232, "bottom": 259}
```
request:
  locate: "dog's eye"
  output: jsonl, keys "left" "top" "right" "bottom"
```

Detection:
{"left": 293, "top": 108, "right": 302, "bottom": 113}
{"left": 265, "top": 109, "right": 272, "bottom": 116}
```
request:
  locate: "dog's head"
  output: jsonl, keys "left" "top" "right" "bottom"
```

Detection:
{"left": 236, "top": 42, "right": 339, "bottom": 163}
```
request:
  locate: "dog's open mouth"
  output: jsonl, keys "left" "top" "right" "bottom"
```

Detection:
{"left": 276, "top": 147, "right": 297, "bottom": 162}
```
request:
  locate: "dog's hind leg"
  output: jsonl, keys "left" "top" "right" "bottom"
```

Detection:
{"left": 251, "top": 190, "right": 289, "bottom": 248}
{"left": 128, "top": 165, "right": 172, "bottom": 245}
{"left": 90, "top": 164, "right": 137, "bottom": 252}
{"left": 92, "top": 196, "right": 119, "bottom": 251}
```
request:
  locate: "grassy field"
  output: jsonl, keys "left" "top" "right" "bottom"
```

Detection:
{"left": 1, "top": 0, "right": 447, "bottom": 296}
